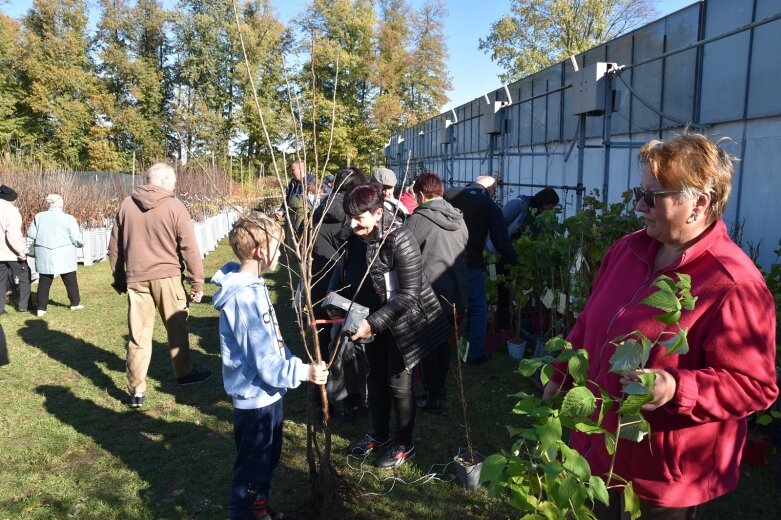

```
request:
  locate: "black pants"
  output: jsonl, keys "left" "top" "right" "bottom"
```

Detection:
{"left": 365, "top": 331, "right": 416, "bottom": 446}
{"left": 495, "top": 259, "right": 512, "bottom": 331}
{"left": 36, "top": 272, "right": 80, "bottom": 311}
{"left": 0, "top": 323, "right": 8, "bottom": 366}
{"left": 0, "top": 261, "right": 31, "bottom": 312}
{"left": 420, "top": 338, "right": 451, "bottom": 401}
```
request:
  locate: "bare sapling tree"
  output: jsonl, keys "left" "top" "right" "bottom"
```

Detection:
{"left": 232, "top": 3, "right": 425, "bottom": 514}
{"left": 230, "top": 2, "right": 352, "bottom": 517}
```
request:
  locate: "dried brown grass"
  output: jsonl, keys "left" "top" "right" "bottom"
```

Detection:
{"left": 0, "top": 158, "right": 283, "bottom": 228}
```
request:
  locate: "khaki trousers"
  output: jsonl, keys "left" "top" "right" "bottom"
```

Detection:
{"left": 126, "top": 276, "right": 192, "bottom": 395}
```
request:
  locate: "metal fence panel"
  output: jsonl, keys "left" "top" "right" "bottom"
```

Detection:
{"left": 386, "top": 1, "right": 781, "bottom": 266}
{"left": 606, "top": 34, "right": 634, "bottom": 135}
{"left": 631, "top": 20, "right": 666, "bottom": 131}
{"left": 747, "top": 16, "right": 781, "bottom": 117}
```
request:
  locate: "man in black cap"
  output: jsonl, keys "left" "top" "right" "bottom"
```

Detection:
{"left": 0, "top": 184, "right": 31, "bottom": 314}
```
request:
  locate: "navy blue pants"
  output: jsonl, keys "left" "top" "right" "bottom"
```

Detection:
{"left": 230, "top": 399, "right": 283, "bottom": 520}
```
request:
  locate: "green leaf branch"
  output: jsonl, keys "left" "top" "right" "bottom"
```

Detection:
{"left": 482, "top": 273, "right": 697, "bottom": 519}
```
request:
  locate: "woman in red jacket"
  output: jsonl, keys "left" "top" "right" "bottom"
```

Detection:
{"left": 545, "top": 133, "right": 778, "bottom": 519}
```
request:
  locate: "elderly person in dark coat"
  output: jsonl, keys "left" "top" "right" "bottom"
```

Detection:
{"left": 406, "top": 172, "right": 468, "bottom": 412}
{"left": 310, "top": 167, "right": 368, "bottom": 414}
{"left": 343, "top": 182, "right": 451, "bottom": 468}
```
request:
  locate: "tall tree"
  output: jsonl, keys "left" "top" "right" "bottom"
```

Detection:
{"left": 405, "top": 0, "right": 450, "bottom": 126}
{"left": 371, "top": 0, "right": 413, "bottom": 134}
{"left": 479, "top": 0, "right": 655, "bottom": 82}
{"left": 299, "top": 0, "right": 380, "bottom": 169}
{"left": 298, "top": 0, "right": 450, "bottom": 167}
{"left": 94, "top": 0, "right": 170, "bottom": 167}
{"left": 0, "top": 13, "right": 26, "bottom": 150}
{"left": 170, "top": 0, "right": 239, "bottom": 163}
{"left": 232, "top": 0, "right": 289, "bottom": 167}
{"left": 15, "top": 0, "right": 116, "bottom": 168}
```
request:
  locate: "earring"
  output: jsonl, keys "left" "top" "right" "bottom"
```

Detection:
{"left": 688, "top": 213, "right": 698, "bottom": 223}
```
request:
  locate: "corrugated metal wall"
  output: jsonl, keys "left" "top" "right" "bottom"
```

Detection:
{"left": 384, "top": 0, "right": 781, "bottom": 267}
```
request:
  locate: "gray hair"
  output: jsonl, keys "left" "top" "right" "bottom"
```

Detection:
{"left": 146, "top": 163, "right": 177, "bottom": 190}
{"left": 45, "top": 194, "right": 64, "bottom": 208}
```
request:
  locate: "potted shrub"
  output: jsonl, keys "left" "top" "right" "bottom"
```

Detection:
{"left": 452, "top": 306, "right": 485, "bottom": 488}
{"left": 504, "top": 238, "right": 534, "bottom": 360}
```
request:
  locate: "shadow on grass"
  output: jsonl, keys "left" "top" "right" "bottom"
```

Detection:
{"left": 35, "top": 384, "right": 241, "bottom": 518}
{"left": 188, "top": 314, "right": 220, "bottom": 352}
{"left": 19, "top": 318, "right": 228, "bottom": 421}
{"left": 20, "top": 319, "right": 128, "bottom": 404}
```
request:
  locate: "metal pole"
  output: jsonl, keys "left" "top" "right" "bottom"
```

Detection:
{"left": 131, "top": 150, "right": 136, "bottom": 190}
{"left": 576, "top": 113, "right": 586, "bottom": 212}
{"left": 602, "top": 72, "right": 614, "bottom": 203}
{"left": 735, "top": 0, "right": 759, "bottom": 226}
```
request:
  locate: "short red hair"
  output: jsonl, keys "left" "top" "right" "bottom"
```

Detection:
{"left": 412, "top": 172, "right": 444, "bottom": 199}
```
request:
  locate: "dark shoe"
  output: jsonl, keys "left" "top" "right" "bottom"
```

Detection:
{"left": 346, "top": 433, "right": 390, "bottom": 456}
{"left": 466, "top": 353, "right": 491, "bottom": 366}
{"left": 416, "top": 397, "right": 444, "bottom": 414}
{"left": 375, "top": 443, "right": 416, "bottom": 468}
{"left": 129, "top": 394, "right": 145, "bottom": 408}
{"left": 341, "top": 403, "right": 368, "bottom": 423}
{"left": 177, "top": 367, "right": 212, "bottom": 386}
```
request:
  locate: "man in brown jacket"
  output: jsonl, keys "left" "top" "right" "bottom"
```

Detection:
{"left": 109, "top": 163, "right": 210, "bottom": 408}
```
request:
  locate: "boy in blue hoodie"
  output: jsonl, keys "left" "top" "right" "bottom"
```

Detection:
{"left": 213, "top": 213, "right": 328, "bottom": 520}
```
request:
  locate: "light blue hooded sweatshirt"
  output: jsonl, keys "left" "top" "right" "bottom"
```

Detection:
{"left": 212, "top": 262, "right": 309, "bottom": 410}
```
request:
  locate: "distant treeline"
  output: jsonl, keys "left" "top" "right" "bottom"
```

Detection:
{"left": 0, "top": 0, "right": 450, "bottom": 174}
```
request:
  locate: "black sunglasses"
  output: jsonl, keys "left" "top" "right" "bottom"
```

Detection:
{"left": 633, "top": 187, "right": 685, "bottom": 208}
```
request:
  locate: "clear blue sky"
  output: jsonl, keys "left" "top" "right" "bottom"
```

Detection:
{"left": 2, "top": 0, "right": 696, "bottom": 110}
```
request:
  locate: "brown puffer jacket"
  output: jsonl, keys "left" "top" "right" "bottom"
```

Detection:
{"left": 364, "top": 222, "right": 452, "bottom": 371}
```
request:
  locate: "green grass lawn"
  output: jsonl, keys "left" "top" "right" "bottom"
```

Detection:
{"left": 0, "top": 241, "right": 778, "bottom": 519}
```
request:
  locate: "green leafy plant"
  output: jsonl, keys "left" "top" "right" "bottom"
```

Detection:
{"left": 756, "top": 239, "right": 781, "bottom": 429}
{"left": 499, "top": 190, "right": 643, "bottom": 345}
{"left": 481, "top": 273, "right": 696, "bottom": 519}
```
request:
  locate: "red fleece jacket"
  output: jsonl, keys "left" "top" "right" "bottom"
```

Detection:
{"left": 552, "top": 219, "right": 778, "bottom": 507}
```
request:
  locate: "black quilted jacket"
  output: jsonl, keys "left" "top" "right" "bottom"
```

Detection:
{"left": 364, "top": 221, "right": 452, "bottom": 370}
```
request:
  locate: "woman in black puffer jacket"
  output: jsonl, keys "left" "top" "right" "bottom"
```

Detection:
{"left": 311, "top": 168, "right": 367, "bottom": 332}
{"left": 343, "top": 182, "right": 451, "bottom": 468}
